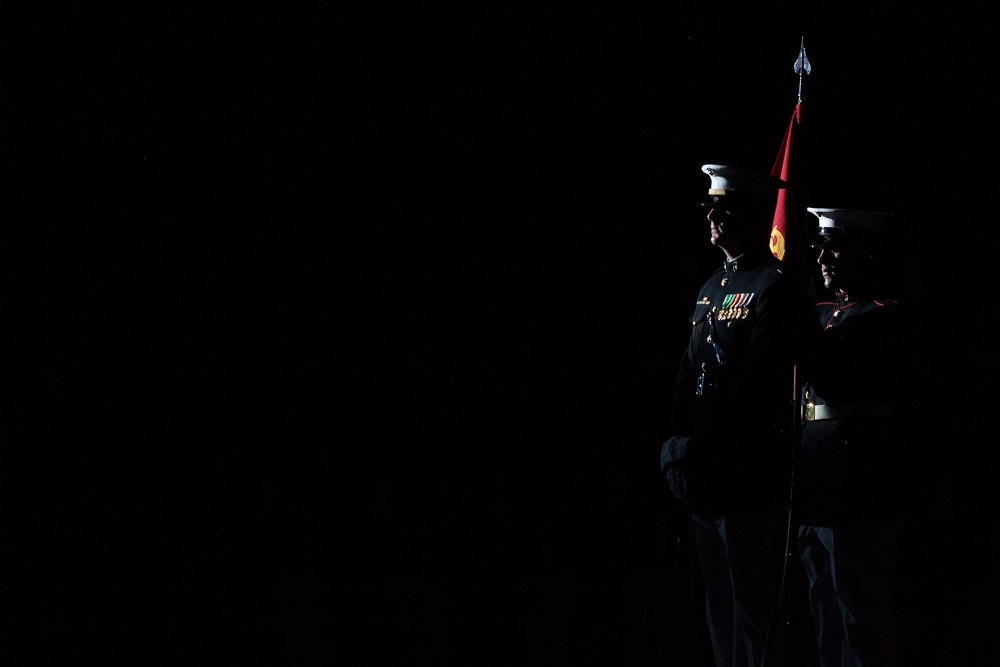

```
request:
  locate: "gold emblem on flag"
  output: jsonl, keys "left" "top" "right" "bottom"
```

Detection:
{"left": 770, "top": 227, "right": 786, "bottom": 261}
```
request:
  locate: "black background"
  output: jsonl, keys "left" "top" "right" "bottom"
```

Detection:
{"left": 3, "top": 2, "right": 999, "bottom": 665}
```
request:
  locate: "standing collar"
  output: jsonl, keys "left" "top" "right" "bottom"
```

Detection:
{"left": 723, "top": 249, "right": 773, "bottom": 278}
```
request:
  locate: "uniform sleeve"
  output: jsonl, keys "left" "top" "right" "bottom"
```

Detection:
{"left": 671, "top": 345, "right": 697, "bottom": 437}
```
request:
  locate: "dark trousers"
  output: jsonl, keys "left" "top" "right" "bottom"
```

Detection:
{"left": 798, "top": 520, "right": 904, "bottom": 667}
{"left": 690, "top": 508, "right": 802, "bottom": 667}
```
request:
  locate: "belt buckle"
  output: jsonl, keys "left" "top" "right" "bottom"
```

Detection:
{"left": 804, "top": 403, "right": 815, "bottom": 421}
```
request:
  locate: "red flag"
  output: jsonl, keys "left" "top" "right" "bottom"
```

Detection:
{"left": 769, "top": 103, "right": 803, "bottom": 262}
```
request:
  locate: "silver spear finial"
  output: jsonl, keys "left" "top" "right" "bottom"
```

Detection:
{"left": 794, "top": 36, "right": 811, "bottom": 104}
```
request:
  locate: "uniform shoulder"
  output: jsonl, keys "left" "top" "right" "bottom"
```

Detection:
{"left": 753, "top": 253, "right": 796, "bottom": 279}
{"left": 759, "top": 263, "right": 788, "bottom": 279}
{"left": 700, "top": 265, "right": 725, "bottom": 283}
{"left": 754, "top": 261, "right": 804, "bottom": 291}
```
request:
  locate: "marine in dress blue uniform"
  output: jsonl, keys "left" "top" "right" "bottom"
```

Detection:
{"left": 796, "top": 207, "right": 916, "bottom": 667}
{"left": 662, "top": 165, "right": 819, "bottom": 667}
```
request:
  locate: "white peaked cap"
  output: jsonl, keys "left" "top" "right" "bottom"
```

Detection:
{"left": 807, "top": 207, "right": 894, "bottom": 232}
{"left": 701, "top": 164, "right": 787, "bottom": 199}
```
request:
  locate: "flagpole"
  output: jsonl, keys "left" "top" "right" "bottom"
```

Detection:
{"left": 760, "top": 37, "right": 812, "bottom": 667}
